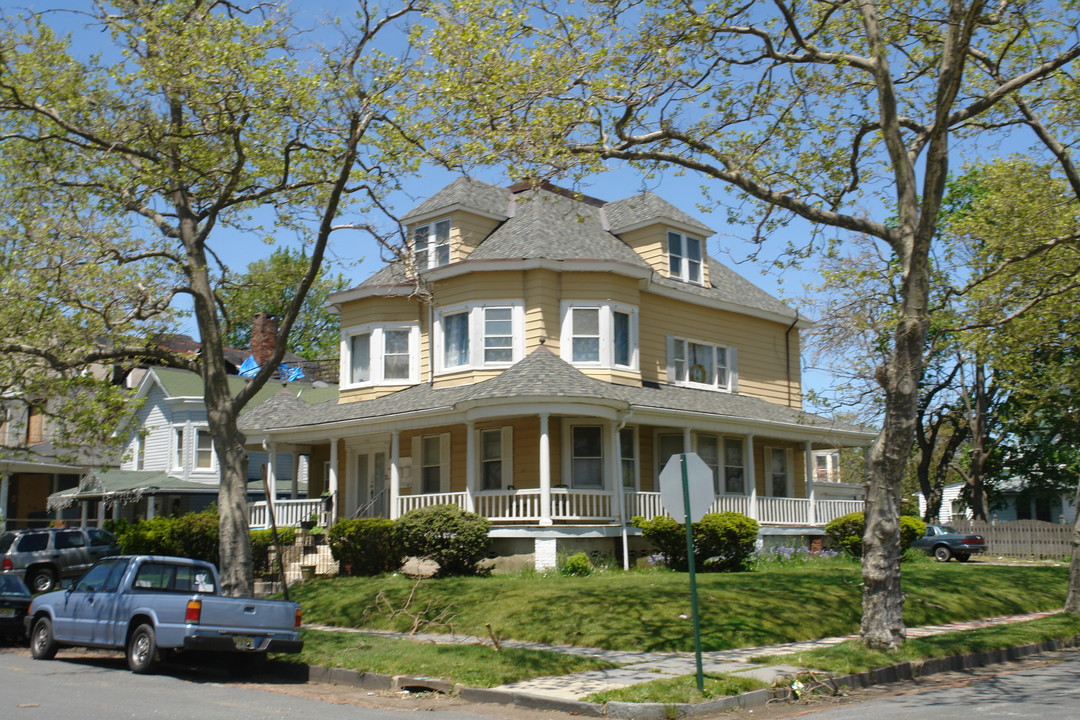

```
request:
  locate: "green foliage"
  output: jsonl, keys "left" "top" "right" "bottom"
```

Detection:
{"left": 327, "top": 518, "right": 403, "bottom": 576}
{"left": 394, "top": 504, "right": 492, "bottom": 577}
{"left": 250, "top": 527, "right": 296, "bottom": 577}
{"left": 824, "top": 512, "right": 925, "bottom": 559}
{"left": 632, "top": 512, "right": 759, "bottom": 572}
{"left": 558, "top": 552, "right": 593, "bottom": 576}
{"left": 220, "top": 247, "right": 349, "bottom": 362}
{"left": 114, "top": 510, "right": 220, "bottom": 564}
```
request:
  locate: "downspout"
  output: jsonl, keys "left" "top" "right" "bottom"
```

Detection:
{"left": 615, "top": 409, "right": 634, "bottom": 570}
{"left": 784, "top": 310, "right": 800, "bottom": 407}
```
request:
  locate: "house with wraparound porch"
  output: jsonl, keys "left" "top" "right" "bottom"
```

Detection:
{"left": 240, "top": 178, "right": 874, "bottom": 569}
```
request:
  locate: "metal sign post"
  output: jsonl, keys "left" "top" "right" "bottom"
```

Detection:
{"left": 680, "top": 454, "right": 705, "bottom": 693}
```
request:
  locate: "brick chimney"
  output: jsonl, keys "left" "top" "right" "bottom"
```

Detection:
{"left": 251, "top": 313, "right": 279, "bottom": 368}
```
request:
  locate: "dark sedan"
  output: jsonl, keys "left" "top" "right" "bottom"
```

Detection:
{"left": 911, "top": 524, "right": 987, "bottom": 562}
{"left": 0, "top": 574, "right": 31, "bottom": 640}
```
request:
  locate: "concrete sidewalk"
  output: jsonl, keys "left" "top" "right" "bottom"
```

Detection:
{"left": 306, "top": 609, "right": 1061, "bottom": 702}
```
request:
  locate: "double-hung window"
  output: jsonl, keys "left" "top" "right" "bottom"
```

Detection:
{"left": 172, "top": 427, "right": 184, "bottom": 470}
{"left": 668, "top": 231, "right": 703, "bottom": 284}
{"left": 696, "top": 434, "right": 745, "bottom": 494}
{"left": 668, "top": 337, "right": 735, "bottom": 391}
{"left": 344, "top": 325, "right": 420, "bottom": 387}
{"left": 194, "top": 428, "right": 215, "bottom": 470}
{"left": 619, "top": 428, "right": 637, "bottom": 489}
{"left": 766, "top": 447, "right": 791, "bottom": 497}
{"left": 479, "top": 427, "right": 513, "bottom": 491}
{"left": 435, "top": 303, "right": 523, "bottom": 373}
{"left": 415, "top": 433, "right": 450, "bottom": 494}
{"left": 561, "top": 303, "right": 637, "bottom": 370}
{"left": 569, "top": 425, "right": 604, "bottom": 488}
{"left": 413, "top": 218, "right": 451, "bottom": 269}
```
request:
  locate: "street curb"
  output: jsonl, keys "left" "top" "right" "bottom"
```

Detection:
{"left": 265, "top": 634, "right": 1080, "bottom": 718}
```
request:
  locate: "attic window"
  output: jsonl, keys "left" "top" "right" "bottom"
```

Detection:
{"left": 668, "top": 231, "right": 702, "bottom": 284}
{"left": 413, "top": 218, "right": 451, "bottom": 268}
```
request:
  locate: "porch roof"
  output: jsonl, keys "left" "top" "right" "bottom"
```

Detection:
{"left": 46, "top": 469, "right": 290, "bottom": 510}
{"left": 240, "top": 347, "right": 875, "bottom": 443}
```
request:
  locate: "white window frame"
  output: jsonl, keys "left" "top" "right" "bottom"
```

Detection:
{"left": 433, "top": 302, "right": 524, "bottom": 374}
{"left": 667, "top": 336, "right": 737, "bottom": 391}
{"left": 764, "top": 446, "right": 793, "bottom": 498}
{"left": 131, "top": 433, "right": 145, "bottom": 471}
{"left": 341, "top": 324, "right": 420, "bottom": 389}
{"left": 412, "top": 217, "right": 452, "bottom": 269}
{"left": 562, "top": 421, "right": 606, "bottom": 489}
{"left": 412, "top": 433, "right": 451, "bottom": 495}
{"left": 618, "top": 427, "right": 638, "bottom": 490}
{"left": 193, "top": 427, "right": 216, "bottom": 471}
{"left": 477, "top": 426, "right": 513, "bottom": 491}
{"left": 171, "top": 426, "right": 184, "bottom": 471}
{"left": 559, "top": 302, "right": 638, "bottom": 370}
{"left": 668, "top": 230, "right": 703, "bottom": 284}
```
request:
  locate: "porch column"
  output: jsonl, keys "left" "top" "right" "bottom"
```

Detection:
{"left": 96, "top": 497, "right": 106, "bottom": 527}
{"left": 0, "top": 473, "right": 9, "bottom": 531}
{"left": 805, "top": 441, "right": 816, "bottom": 525}
{"left": 80, "top": 501, "right": 88, "bottom": 527}
{"left": 51, "top": 475, "right": 61, "bottom": 523}
{"left": 465, "top": 421, "right": 476, "bottom": 512}
{"left": 539, "top": 413, "right": 552, "bottom": 526}
{"left": 390, "top": 431, "right": 401, "bottom": 520}
{"left": 682, "top": 427, "right": 692, "bottom": 453}
{"left": 266, "top": 442, "right": 277, "bottom": 519}
{"left": 146, "top": 496, "right": 156, "bottom": 521}
{"left": 745, "top": 434, "right": 757, "bottom": 520}
{"left": 291, "top": 451, "right": 301, "bottom": 499}
{"left": 328, "top": 438, "right": 339, "bottom": 521}
{"left": 112, "top": 499, "right": 121, "bottom": 522}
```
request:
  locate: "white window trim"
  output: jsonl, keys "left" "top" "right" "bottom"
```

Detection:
{"left": 412, "top": 433, "right": 451, "bottom": 494}
{"left": 559, "top": 302, "right": 639, "bottom": 370}
{"left": 340, "top": 323, "right": 421, "bottom": 389}
{"left": 561, "top": 420, "right": 608, "bottom": 490}
{"left": 667, "top": 230, "right": 704, "bottom": 284}
{"left": 193, "top": 426, "right": 216, "bottom": 472}
{"left": 477, "top": 426, "right": 514, "bottom": 492}
{"left": 433, "top": 301, "right": 524, "bottom": 374}
{"left": 764, "top": 445, "right": 793, "bottom": 498}
{"left": 412, "top": 217, "right": 452, "bottom": 269}
{"left": 618, "top": 427, "right": 638, "bottom": 490}
{"left": 171, "top": 426, "right": 184, "bottom": 471}
{"left": 667, "top": 335, "right": 738, "bottom": 392}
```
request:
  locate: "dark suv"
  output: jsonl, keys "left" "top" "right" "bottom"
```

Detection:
{"left": 0, "top": 527, "right": 118, "bottom": 593}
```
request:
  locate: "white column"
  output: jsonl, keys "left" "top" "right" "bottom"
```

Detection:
{"left": 96, "top": 498, "right": 106, "bottom": 527}
{"left": 539, "top": 413, "right": 552, "bottom": 526}
{"left": 0, "top": 473, "right": 9, "bottom": 531}
{"left": 112, "top": 499, "right": 121, "bottom": 522}
{"left": 390, "top": 431, "right": 401, "bottom": 520}
{"left": 805, "top": 441, "right": 816, "bottom": 525}
{"left": 465, "top": 421, "right": 476, "bottom": 512}
{"left": 682, "top": 426, "right": 692, "bottom": 453}
{"left": 612, "top": 423, "right": 629, "bottom": 570}
{"left": 80, "top": 501, "right": 88, "bottom": 527}
{"left": 328, "top": 438, "right": 339, "bottom": 520}
{"left": 266, "top": 442, "right": 277, "bottom": 519}
{"left": 746, "top": 434, "right": 757, "bottom": 520}
{"left": 146, "top": 495, "right": 156, "bottom": 521}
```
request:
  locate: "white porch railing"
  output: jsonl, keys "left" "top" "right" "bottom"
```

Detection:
{"left": 398, "top": 491, "right": 470, "bottom": 515}
{"left": 249, "top": 499, "right": 324, "bottom": 529}
{"left": 475, "top": 490, "right": 542, "bottom": 521}
{"left": 757, "top": 496, "right": 811, "bottom": 525}
{"left": 550, "top": 488, "right": 613, "bottom": 521}
{"left": 815, "top": 499, "right": 865, "bottom": 524}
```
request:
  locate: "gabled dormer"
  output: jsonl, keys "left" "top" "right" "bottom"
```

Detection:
{"left": 603, "top": 192, "right": 715, "bottom": 287}
{"left": 400, "top": 177, "right": 510, "bottom": 269}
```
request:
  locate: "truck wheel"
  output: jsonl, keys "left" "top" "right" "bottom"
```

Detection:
{"left": 127, "top": 623, "right": 159, "bottom": 674}
{"left": 27, "top": 567, "right": 57, "bottom": 594}
{"left": 30, "top": 617, "right": 58, "bottom": 660}
{"left": 933, "top": 546, "right": 952, "bottom": 562}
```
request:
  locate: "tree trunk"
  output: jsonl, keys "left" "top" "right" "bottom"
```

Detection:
{"left": 1065, "top": 484, "right": 1080, "bottom": 613}
{"left": 214, "top": 414, "right": 253, "bottom": 597}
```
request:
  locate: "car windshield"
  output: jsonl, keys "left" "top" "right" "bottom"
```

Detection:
{"left": 0, "top": 574, "right": 31, "bottom": 597}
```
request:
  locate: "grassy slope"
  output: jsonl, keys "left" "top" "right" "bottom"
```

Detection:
{"left": 290, "top": 562, "right": 1069, "bottom": 652}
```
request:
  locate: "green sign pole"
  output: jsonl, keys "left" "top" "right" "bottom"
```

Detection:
{"left": 681, "top": 454, "right": 705, "bottom": 692}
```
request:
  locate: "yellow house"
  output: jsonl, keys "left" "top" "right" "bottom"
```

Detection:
{"left": 242, "top": 179, "right": 873, "bottom": 568}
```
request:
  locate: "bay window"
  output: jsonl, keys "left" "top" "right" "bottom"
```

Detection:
{"left": 560, "top": 303, "right": 638, "bottom": 370}
{"left": 343, "top": 324, "right": 419, "bottom": 387}
{"left": 434, "top": 302, "right": 523, "bottom": 373}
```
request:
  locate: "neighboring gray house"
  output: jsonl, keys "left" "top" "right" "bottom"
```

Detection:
{"left": 917, "top": 480, "right": 1076, "bottom": 525}
{"left": 49, "top": 367, "right": 337, "bottom": 525}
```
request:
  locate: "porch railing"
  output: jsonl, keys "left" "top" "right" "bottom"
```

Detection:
{"left": 816, "top": 499, "right": 865, "bottom": 524}
{"left": 398, "top": 491, "right": 470, "bottom": 516}
{"left": 249, "top": 499, "right": 323, "bottom": 529}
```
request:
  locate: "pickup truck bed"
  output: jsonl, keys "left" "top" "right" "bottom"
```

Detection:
{"left": 26, "top": 555, "right": 302, "bottom": 674}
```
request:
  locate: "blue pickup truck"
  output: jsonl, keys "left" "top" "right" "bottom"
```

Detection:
{"left": 26, "top": 555, "right": 302, "bottom": 674}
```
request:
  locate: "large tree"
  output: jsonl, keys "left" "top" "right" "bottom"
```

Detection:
{"left": 0, "top": 0, "right": 418, "bottom": 595}
{"left": 418, "top": 0, "right": 1080, "bottom": 647}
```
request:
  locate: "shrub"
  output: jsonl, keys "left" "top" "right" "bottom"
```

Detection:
{"left": 824, "top": 512, "right": 926, "bottom": 558}
{"left": 394, "top": 504, "right": 492, "bottom": 577}
{"left": 328, "top": 518, "right": 403, "bottom": 576}
{"left": 632, "top": 512, "right": 760, "bottom": 572}
{"left": 114, "top": 509, "right": 220, "bottom": 564}
{"left": 559, "top": 552, "right": 593, "bottom": 576}
{"left": 250, "top": 527, "right": 296, "bottom": 577}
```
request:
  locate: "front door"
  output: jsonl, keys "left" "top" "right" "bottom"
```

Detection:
{"left": 354, "top": 449, "right": 388, "bottom": 518}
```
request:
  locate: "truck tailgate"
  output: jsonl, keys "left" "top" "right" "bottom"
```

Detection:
{"left": 197, "top": 596, "right": 298, "bottom": 633}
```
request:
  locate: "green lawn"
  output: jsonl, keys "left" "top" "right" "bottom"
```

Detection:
{"left": 284, "top": 629, "right": 617, "bottom": 687}
{"left": 582, "top": 673, "right": 768, "bottom": 704}
{"left": 289, "top": 561, "right": 1069, "bottom": 652}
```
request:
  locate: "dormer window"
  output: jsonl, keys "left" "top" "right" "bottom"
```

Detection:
{"left": 668, "top": 231, "right": 702, "bottom": 284}
{"left": 413, "top": 218, "right": 451, "bottom": 268}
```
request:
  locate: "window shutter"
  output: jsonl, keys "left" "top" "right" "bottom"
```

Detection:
{"left": 440, "top": 433, "right": 451, "bottom": 493}
{"left": 728, "top": 347, "right": 739, "bottom": 392}
{"left": 666, "top": 335, "right": 676, "bottom": 383}
{"left": 410, "top": 436, "right": 421, "bottom": 491}
{"left": 501, "top": 426, "right": 513, "bottom": 487}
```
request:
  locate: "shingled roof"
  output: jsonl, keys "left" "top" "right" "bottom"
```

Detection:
{"left": 240, "top": 347, "right": 871, "bottom": 439}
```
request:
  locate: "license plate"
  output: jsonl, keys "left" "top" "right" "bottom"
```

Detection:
{"left": 0, "top": 608, "right": 14, "bottom": 618}
{"left": 233, "top": 636, "right": 254, "bottom": 650}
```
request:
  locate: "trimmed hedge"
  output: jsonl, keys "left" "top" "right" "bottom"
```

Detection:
{"left": 328, "top": 518, "right": 403, "bottom": 576}
{"left": 632, "top": 512, "right": 760, "bottom": 572}
{"left": 394, "top": 504, "right": 492, "bottom": 576}
{"left": 824, "top": 511, "right": 926, "bottom": 558}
